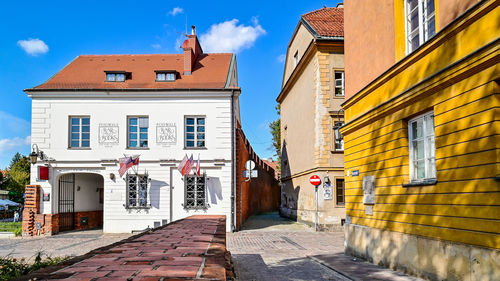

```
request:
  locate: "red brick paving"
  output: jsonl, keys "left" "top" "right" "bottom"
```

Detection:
{"left": 19, "top": 215, "right": 228, "bottom": 280}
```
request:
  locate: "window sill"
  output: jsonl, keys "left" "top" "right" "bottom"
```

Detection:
{"left": 333, "top": 96, "right": 345, "bottom": 99}
{"left": 68, "top": 147, "right": 91, "bottom": 150}
{"left": 126, "top": 147, "right": 150, "bottom": 150}
{"left": 155, "top": 80, "right": 175, "bottom": 82}
{"left": 184, "top": 147, "right": 207, "bottom": 150}
{"left": 402, "top": 179, "right": 437, "bottom": 187}
{"left": 124, "top": 205, "right": 151, "bottom": 209}
{"left": 331, "top": 150, "right": 344, "bottom": 154}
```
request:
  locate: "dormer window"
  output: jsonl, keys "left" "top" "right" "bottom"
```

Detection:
{"left": 156, "top": 71, "right": 176, "bottom": 82}
{"left": 105, "top": 72, "right": 126, "bottom": 82}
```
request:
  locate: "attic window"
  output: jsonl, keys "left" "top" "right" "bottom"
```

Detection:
{"left": 106, "top": 72, "right": 126, "bottom": 82}
{"left": 156, "top": 71, "right": 176, "bottom": 82}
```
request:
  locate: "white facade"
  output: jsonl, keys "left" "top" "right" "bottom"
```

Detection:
{"left": 27, "top": 89, "right": 240, "bottom": 233}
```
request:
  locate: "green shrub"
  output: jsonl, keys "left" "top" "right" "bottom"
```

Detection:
{"left": 0, "top": 253, "right": 68, "bottom": 280}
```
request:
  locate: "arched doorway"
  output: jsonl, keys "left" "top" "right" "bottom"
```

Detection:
{"left": 57, "top": 173, "right": 104, "bottom": 232}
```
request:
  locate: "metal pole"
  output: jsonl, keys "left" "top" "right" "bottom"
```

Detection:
{"left": 315, "top": 185, "right": 318, "bottom": 232}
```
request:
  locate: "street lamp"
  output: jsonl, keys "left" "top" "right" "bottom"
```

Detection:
{"left": 29, "top": 144, "right": 47, "bottom": 165}
{"left": 333, "top": 108, "right": 345, "bottom": 144}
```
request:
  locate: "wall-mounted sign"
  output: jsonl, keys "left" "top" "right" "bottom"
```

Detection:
{"left": 352, "top": 170, "right": 359, "bottom": 176}
{"left": 323, "top": 182, "right": 333, "bottom": 200}
{"left": 156, "top": 123, "right": 177, "bottom": 145}
{"left": 363, "top": 175, "right": 375, "bottom": 205}
{"left": 38, "top": 166, "right": 49, "bottom": 180}
{"left": 43, "top": 193, "right": 50, "bottom": 201}
{"left": 99, "top": 123, "right": 119, "bottom": 146}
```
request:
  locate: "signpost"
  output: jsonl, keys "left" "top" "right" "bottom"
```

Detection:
{"left": 310, "top": 175, "right": 321, "bottom": 231}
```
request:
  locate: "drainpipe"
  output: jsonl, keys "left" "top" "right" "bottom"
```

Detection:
{"left": 231, "top": 89, "right": 236, "bottom": 232}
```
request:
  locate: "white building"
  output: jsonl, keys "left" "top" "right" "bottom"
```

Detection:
{"left": 24, "top": 31, "right": 241, "bottom": 233}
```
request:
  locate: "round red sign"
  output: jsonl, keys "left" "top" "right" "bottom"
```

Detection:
{"left": 309, "top": 175, "right": 321, "bottom": 186}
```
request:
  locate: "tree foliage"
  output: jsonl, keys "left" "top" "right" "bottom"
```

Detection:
{"left": 3, "top": 154, "right": 30, "bottom": 195}
{"left": 269, "top": 104, "right": 281, "bottom": 170}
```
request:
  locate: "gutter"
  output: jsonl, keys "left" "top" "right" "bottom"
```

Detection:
{"left": 24, "top": 87, "right": 240, "bottom": 92}
{"left": 231, "top": 89, "right": 236, "bottom": 232}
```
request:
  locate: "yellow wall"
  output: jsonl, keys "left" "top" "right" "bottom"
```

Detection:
{"left": 343, "top": 0, "right": 500, "bottom": 250}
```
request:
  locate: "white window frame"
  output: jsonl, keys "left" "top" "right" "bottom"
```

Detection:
{"left": 408, "top": 111, "right": 436, "bottom": 182}
{"left": 184, "top": 116, "right": 206, "bottom": 149}
{"left": 125, "top": 173, "right": 149, "bottom": 208}
{"left": 334, "top": 71, "right": 345, "bottom": 97}
{"left": 69, "top": 116, "right": 90, "bottom": 148}
{"left": 333, "top": 121, "right": 344, "bottom": 151}
{"left": 405, "top": 0, "right": 436, "bottom": 54}
{"left": 156, "top": 72, "right": 176, "bottom": 82}
{"left": 106, "top": 72, "right": 125, "bottom": 82}
{"left": 127, "top": 116, "right": 149, "bottom": 148}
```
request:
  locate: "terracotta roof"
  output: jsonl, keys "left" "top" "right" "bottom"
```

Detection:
{"left": 302, "top": 7, "right": 344, "bottom": 37}
{"left": 29, "top": 53, "right": 233, "bottom": 90}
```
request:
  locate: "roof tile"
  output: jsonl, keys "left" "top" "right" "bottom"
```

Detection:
{"left": 302, "top": 7, "right": 344, "bottom": 37}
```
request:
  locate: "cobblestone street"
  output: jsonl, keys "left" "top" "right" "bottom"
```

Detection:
{"left": 0, "top": 229, "right": 132, "bottom": 261}
{"left": 227, "top": 213, "right": 423, "bottom": 281}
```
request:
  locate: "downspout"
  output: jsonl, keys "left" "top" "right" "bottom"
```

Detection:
{"left": 231, "top": 89, "right": 236, "bottom": 232}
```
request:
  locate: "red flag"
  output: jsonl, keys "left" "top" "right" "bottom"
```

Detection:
{"left": 184, "top": 154, "right": 194, "bottom": 175}
{"left": 177, "top": 154, "right": 188, "bottom": 176}
{"left": 119, "top": 155, "right": 140, "bottom": 177}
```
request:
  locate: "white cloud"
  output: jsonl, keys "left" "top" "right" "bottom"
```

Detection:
{"left": 200, "top": 18, "right": 266, "bottom": 53}
{"left": 151, "top": 43, "right": 161, "bottom": 49}
{"left": 169, "top": 7, "right": 183, "bottom": 16}
{"left": 17, "top": 38, "right": 49, "bottom": 56}
{"left": 277, "top": 54, "right": 286, "bottom": 63}
{"left": 0, "top": 136, "right": 31, "bottom": 155}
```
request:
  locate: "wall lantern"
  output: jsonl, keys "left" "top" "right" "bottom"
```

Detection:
{"left": 29, "top": 144, "right": 47, "bottom": 165}
{"left": 333, "top": 109, "right": 345, "bottom": 143}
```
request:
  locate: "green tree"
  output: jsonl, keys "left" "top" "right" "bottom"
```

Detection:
{"left": 5, "top": 154, "right": 30, "bottom": 194}
{"left": 9, "top": 153, "right": 22, "bottom": 169}
{"left": 269, "top": 104, "right": 281, "bottom": 171}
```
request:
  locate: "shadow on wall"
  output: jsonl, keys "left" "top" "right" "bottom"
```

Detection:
{"left": 280, "top": 140, "right": 301, "bottom": 221}
{"left": 207, "top": 177, "right": 223, "bottom": 205}
{"left": 149, "top": 179, "right": 168, "bottom": 209}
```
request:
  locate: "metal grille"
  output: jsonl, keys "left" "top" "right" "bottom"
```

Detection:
{"left": 58, "top": 173, "right": 75, "bottom": 232}
{"left": 184, "top": 174, "right": 207, "bottom": 209}
{"left": 126, "top": 174, "right": 148, "bottom": 207}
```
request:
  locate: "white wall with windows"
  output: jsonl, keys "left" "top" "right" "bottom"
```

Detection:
{"left": 29, "top": 91, "right": 237, "bottom": 232}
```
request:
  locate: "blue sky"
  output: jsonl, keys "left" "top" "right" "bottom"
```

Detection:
{"left": 0, "top": 0, "right": 341, "bottom": 169}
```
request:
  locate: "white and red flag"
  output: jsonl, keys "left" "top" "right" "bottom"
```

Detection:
{"left": 177, "top": 154, "right": 194, "bottom": 176}
{"left": 195, "top": 154, "right": 201, "bottom": 176}
{"left": 119, "top": 155, "right": 140, "bottom": 177}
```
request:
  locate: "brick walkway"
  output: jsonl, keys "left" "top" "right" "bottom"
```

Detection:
{"left": 19, "top": 215, "right": 228, "bottom": 281}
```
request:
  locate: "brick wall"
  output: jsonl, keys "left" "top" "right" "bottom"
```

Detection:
{"left": 74, "top": 211, "right": 103, "bottom": 230}
{"left": 236, "top": 122, "right": 280, "bottom": 230}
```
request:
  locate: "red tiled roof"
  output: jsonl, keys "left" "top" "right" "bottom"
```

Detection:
{"left": 302, "top": 7, "right": 344, "bottom": 37}
{"left": 30, "top": 53, "right": 233, "bottom": 90}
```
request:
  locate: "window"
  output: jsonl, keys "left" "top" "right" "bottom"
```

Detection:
{"left": 334, "top": 71, "right": 345, "bottom": 96}
{"left": 293, "top": 51, "right": 299, "bottom": 67}
{"left": 333, "top": 121, "right": 344, "bottom": 151}
{"left": 336, "top": 178, "right": 345, "bottom": 205}
{"left": 409, "top": 112, "right": 436, "bottom": 181}
{"left": 69, "top": 116, "right": 90, "bottom": 148}
{"left": 128, "top": 117, "right": 148, "bottom": 148}
{"left": 156, "top": 72, "right": 176, "bottom": 81}
{"left": 185, "top": 116, "right": 205, "bottom": 148}
{"left": 126, "top": 174, "right": 149, "bottom": 208}
{"left": 106, "top": 72, "right": 126, "bottom": 82}
{"left": 184, "top": 174, "right": 207, "bottom": 209}
{"left": 406, "top": 0, "right": 435, "bottom": 53}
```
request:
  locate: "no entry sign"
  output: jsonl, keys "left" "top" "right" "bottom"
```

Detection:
{"left": 310, "top": 175, "right": 321, "bottom": 186}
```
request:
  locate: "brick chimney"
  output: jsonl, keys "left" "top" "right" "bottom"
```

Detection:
{"left": 182, "top": 25, "right": 203, "bottom": 75}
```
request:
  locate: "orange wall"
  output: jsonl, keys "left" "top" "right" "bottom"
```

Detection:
{"left": 344, "top": 0, "right": 396, "bottom": 99}
{"left": 344, "top": 0, "right": 481, "bottom": 99}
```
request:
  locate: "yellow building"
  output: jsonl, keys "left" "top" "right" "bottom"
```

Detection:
{"left": 277, "top": 5, "right": 346, "bottom": 230}
{"left": 342, "top": 0, "right": 499, "bottom": 279}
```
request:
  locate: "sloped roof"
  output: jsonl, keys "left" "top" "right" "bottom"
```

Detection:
{"left": 28, "top": 53, "right": 233, "bottom": 90}
{"left": 302, "top": 7, "right": 344, "bottom": 37}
